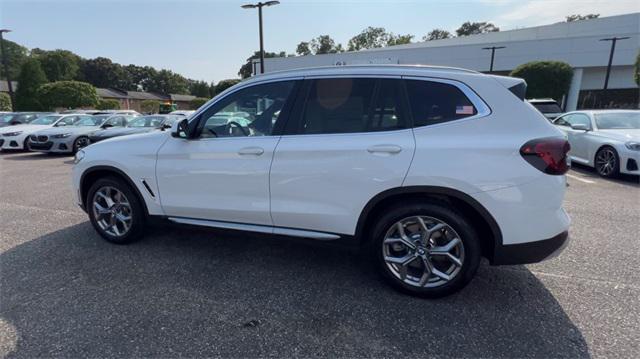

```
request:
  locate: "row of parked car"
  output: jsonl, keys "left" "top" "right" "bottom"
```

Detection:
{"left": 0, "top": 110, "right": 194, "bottom": 154}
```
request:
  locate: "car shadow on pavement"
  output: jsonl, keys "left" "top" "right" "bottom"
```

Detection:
{"left": 570, "top": 163, "right": 640, "bottom": 186}
{"left": 0, "top": 222, "right": 590, "bottom": 358}
{"left": 0, "top": 152, "right": 71, "bottom": 161}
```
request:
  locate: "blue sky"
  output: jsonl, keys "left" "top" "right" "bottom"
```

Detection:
{"left": 1, "top": 0, "right": 638, "bottom": 82}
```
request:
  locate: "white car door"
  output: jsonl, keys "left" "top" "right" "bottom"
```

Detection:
{"left": 156, "top": 80, "right": 300, "bottom": 225}
{"left": 270, "top": 77, "right": 415, "bottom": 236}
{"left": 558, "top": 113, "right": 592, "bottom": 162}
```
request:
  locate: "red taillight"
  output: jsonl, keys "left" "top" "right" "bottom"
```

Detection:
{"left": 520, "top": 137, "right": 570, "bottom": 175}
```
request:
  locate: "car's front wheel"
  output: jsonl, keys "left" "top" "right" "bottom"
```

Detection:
{"left": 371, "top": 202, "right": 481, "bottom": 298}
{"left": 595, "top": 146, "right": 619, "bottom": 178}
{"left": 73, "top": 136, "right": 90, "bottom": 154}
{"left": 87, "top": 177, "right": 145, "bottom": 244}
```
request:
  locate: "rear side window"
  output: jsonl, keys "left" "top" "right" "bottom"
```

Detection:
{"left": 405, "top": 80, "right": 477, "bottom": 127}
{"left": 296, "top": 78, "right": 406, "bottom": 135}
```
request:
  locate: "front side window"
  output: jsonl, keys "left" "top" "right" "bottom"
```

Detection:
{"left": 127, "top": 116, "right": 166, "bottom": 128}
{"left": 405, "top": 79, "right": 477, "bottom": 128}
{"left": 73, "top": 115, "right": 103, "bottom": 126}
{"left": 30, "top": 115, "right": 62, "bottom": 125}
{"left": 55, "top": 116, "right": 77, "bottom": 127}
{"left": 199, "top": 81, "right": 296, "bottom": 138}
{"left": 556, "top": 114, "right": 591, "bottom": 128}
{"left": 294, "top": 78, "right": 405, "bottom": 135}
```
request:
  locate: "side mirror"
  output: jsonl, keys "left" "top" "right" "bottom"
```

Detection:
{"left": 570, "top": 123, "right": 590, "bottom": 131}
{"left": 171, "top": 118, "right": 190, "bottom": 138}
{"left": 101, "top": 123, "right": 113, "bottom": 129}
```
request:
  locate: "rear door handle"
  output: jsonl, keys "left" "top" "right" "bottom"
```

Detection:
{"left": 238, "top": 147, "right": 264, "bottom": 156}
{"left": 367, "top": 145, "right": 402, "bottom": 154}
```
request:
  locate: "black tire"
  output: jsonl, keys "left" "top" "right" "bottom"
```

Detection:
{"left": 87, "top": 176, "right": 146, "bottom": 244}
{"left": 23, "top": 137, "right": 30, "bottom": 152}
{"left": 595, "top": 146, "right": 619, "bottom": 178}
{"left": 370, "top": 201, "right": 481, "bottom": 298}
{"left": 73, "top": 136, "right": 90, "bottom": 154}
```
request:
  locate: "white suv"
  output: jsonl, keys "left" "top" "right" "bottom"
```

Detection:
{"left": 72, "top": 65, "right": 571, "bottom": 297}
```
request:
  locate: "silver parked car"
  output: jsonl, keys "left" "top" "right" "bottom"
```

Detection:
{"left": 29, "top": 115, "right": 129, "bottom": 154}
{"left": 88, "top": 115, "right": 179, "bottom": 143}
{"left": 553, "top": 110, "right": 640, "bottom": 177}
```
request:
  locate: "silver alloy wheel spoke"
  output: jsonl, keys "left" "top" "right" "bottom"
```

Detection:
{"left": 92, "top": 186, "right": 132, "bottom": 237}
{"left": 382, "top": 216, "right": 465, "bottom": 288}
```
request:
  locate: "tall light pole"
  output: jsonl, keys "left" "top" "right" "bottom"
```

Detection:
{"left": 242, "top": 1, "right": 280, "bottom": 75}
{"left": 482, "top": 46, "right": 506, "bottom": 73}
{"left": 0, "top": 29, "right": 15, "bottom": 110}
{"left": 599, "top": 36, "right": 630, "bottom": 90}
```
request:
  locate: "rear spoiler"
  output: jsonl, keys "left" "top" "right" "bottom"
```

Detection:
{"left": 490, "top": 75, "right": 527, "bottom": 101}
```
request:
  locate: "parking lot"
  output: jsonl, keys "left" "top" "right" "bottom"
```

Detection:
{"left": 0, "top": 151, "right": 638, "bottom": 358}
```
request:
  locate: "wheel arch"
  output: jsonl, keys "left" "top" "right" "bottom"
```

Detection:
{"left": 80, "top": 165, "right": 150, "bottom": 216}
{"left": 355, "top": 186, "right": 503, "bottom": 262}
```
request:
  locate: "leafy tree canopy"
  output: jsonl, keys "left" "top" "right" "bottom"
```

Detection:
{"left": 190, "top": 97, "right": 209, "bottom": 110}
{"left": 81, "top": 57, "right": 130, "bottom": 89}
{"left": 189, "top": 80, "right": 211, "bottom": 98}
{"left": 566, "top": 14, "right": 599, "bottom": 22}
{"left": 348, "top": 27, "right": 413, "bottom": 51}
{"left": 37, "top": 81, "right": 99, "bottom": 110}
{"left": 455, "top": 22, "right": 499, "bottom": 36}
{"left": 0, "top": 93, "right": 11, "bottom": 111}
{"left": 0, "top": 38, "right": 28, "bottom": 80}
{"left": 35, "top": 49, "right": 82, "bottom": 82}
{"left": 634, "top": 51, "right": 639, "bottom": 86}
{"left": 145, "top": 69, "right": 190, "bottom": 94}
{"left": 213, "top": 79, "right": 241, "bottom": 96}
{"left": 423, "top": 29, "right": 453, "bottom": 41}
{"left": 238, "top": 51, "right": 286, "bottom": 79}
{"left": 510, "top": 61, "right": 573, "bottom": 102}
{"left": 15, "top": 58, "right": 48, "bottom": 111}
{"left": 140, "top": 99, "right": 160, "bottom": 114}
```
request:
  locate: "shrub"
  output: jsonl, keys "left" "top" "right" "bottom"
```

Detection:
{"left": 634, "top": 51, "right": 639, "bottom": 86}
{"left": 15, "top": 58, "right": 48, "bottom": 111}
{"left": 510, "top": 61, "right": 573, "bottom": 102}
{"left": 190, "top": 97, "right": 208, "bottom": 110}
{"left": 0, "top": 93, "right": 11, "bottom": 111}
{"left": 140, "top": 100, "right": 160, "bottom": 114}
{"left": 37, "top": 81, "right": 99, "bottom": 110}
{"left": 96, "top": 99, "right": 121, "bottom": 110}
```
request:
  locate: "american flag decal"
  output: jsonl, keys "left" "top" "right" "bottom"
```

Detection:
{"left": 456, "top": 105, "right": 474, "bottom": 115}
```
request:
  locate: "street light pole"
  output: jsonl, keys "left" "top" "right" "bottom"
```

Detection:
{"left": 481, "top": 46, "right": 506, "bottom": 73}
{"left": 0, "top": 29, "right": 15, "bottom": 110}
{"left": 600, "top": 36, "right": 630, "bottom": 90}
{"left": 242, "top": 1, "right": 280, "bottom": 75}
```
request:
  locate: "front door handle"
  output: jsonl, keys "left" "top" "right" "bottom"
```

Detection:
{"left": 238, "top": 147, "right": 264, "bottom": 156}
{"left": 367, "top": 145, "right": 402, "bottom": 154}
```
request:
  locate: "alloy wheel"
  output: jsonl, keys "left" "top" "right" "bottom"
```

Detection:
{"left": 382, "top": 216, "right": 465, "bottom": 288}
{"left": 595, "top": 148, "right": 617, "bottom": 176}
{"left": 92, "top": 186, "right": 133, "bottom": 237}
{"left": 75, "top": 137, "right": 90, "bottom": 150}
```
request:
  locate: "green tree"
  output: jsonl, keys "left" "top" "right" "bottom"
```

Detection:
{"left": 566, "top": 14, "right": 599, "bottom": 22}
{"left": 348, "top": 27, "right": 389, "bottom": 51}
{"left": 296, "top": 41, "right": 312, "bottom": 56}
{"left": 213, "top": 79, "right": 241, "bottom": 96}
{"left": 81, "top": 57, "right": 130, "bottom": 89}
{"left": 423, "top": 29, "right": 453, "bottom": 41}
{"left": 238, "top": 51, "right": 286, "bottom": 79}
{"left": 140, "top": 99, "right": 160, "bottom": 114}
{"left": 189, "top": 80, "right": 211, "bottom": 98}
{"left": 510, "top": 61, "right": 573, "bottom": 102}
{"left": 0, "top": 38, "right": 28, "bottom": 80}
{"left": 37, "top": 81, "right": 99, "bottom": 110}
{"left": 124, "top": 64, "right": 158, "bottom": 91}
{"left": 387, "top": 34, "right": 414, "bottom": 46}
{"left": 36, "top": 49, "right": 82, "bottom": 82}
{"left": 311, "top": 35, "right": 344, "bottom": 54}
{"left": 96, "top": 99, "right": 121, "bottom": 110}
{"left": 0, "top": 93, "right": 11, "bottom": 111}
{"left": 455, "top": 22, "right": 499, "bottom": 36}
{"left": 190, "top": 97, "right": 209, "bottom": 110}
{"left": 146, "top": 69, "right": 190, "bottom": 94}
{"left": 15, "top": 58, "right": 48, "bottom": 111}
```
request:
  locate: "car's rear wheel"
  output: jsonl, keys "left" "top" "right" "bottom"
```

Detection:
{"left": 595, "top": 146, "right": 619, "bottom": 178}
{"left": 371, "top": 202, "right": 481, "bottom": 298}
{"left": 87, "top": 177, "right": 145, "bottom": 244}
{"left": 73, "top": 136, "right": 90, "bottom": 154}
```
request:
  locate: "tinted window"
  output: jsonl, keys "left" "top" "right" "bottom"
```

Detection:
{"left": 555, "top": 113, "right": 591, "bottom": 128}
{"left": 532, "top": 102, "right": 562, "bottom": 114}
{"left": 295, "top": 78, "right": 405, "bottom": 135}
{"left": 405, "top": 80, "right": 477, "bottom": 127}
{"left": 200, "top": 80, "right": 295, "bottom": 138}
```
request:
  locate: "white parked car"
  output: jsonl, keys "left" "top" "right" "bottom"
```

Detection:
{"left": 0, "top": 114, "right": 72, "bottom": 151}
{"left": 72, "top": 65, "right": 571, "bottom": 297}
{"left": 553, "top": 110, "right": 640, "bottom": 177}
{"left": 528, "top": 98, "right": 564, "bottom": 121}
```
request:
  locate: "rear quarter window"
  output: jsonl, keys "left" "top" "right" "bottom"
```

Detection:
{"left": 405, "top": 80, "right": 478, "bottom": 127}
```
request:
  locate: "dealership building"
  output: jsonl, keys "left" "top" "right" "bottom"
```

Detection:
{"left": 261, "top": 13, "right": 639, "bottom": 111}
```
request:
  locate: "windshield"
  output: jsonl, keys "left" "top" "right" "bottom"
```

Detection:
{"left": 0, "top": 114, "right": 15, "bottom": 123}
{"left": 73, "top": 117, "right": 104, "bottom": 126}
{"left": 595, "top": 112, "right": 640, "bottom": 130}
{"left": 30, "top": 115, "right": 62, "bottom": 125}
{"left": 91, "top": 115, "right": 111, "bottom": 123}
{"left": 127, "top": 116, "right": 168, "bottom": 128}
{"left": 532, "top": 103, "right": 562, "bottom": 114}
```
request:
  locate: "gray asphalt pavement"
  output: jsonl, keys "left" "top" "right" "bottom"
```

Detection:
{"left": 1, "top": 151, "right": 639, "bottom": 358}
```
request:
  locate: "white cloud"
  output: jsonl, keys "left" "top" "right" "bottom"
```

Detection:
{"left": 498, "top": 0, "right": 639, "bottom": 27}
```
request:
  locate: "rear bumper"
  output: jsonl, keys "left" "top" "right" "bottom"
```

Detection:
{"left": 492, "top": 230, "right": 569, "bottom": 265}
